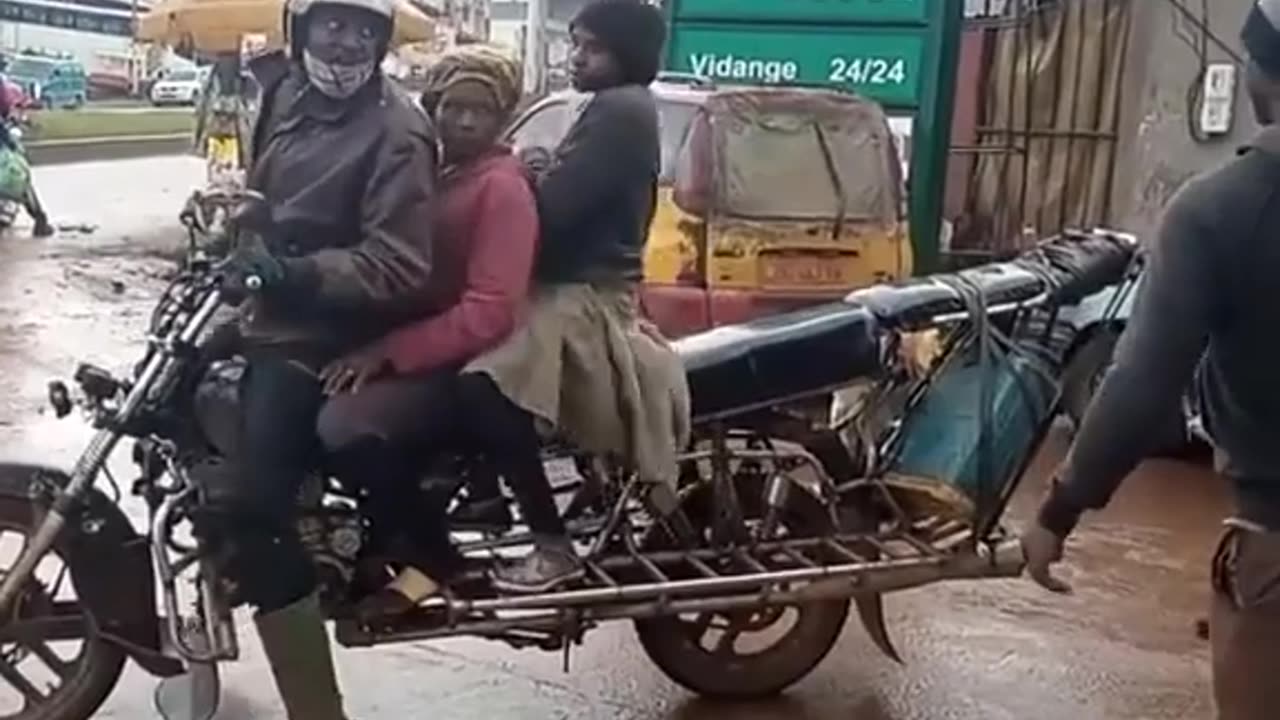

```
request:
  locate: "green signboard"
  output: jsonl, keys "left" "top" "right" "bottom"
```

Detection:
{"left": 666, "top": 24, "right": 925, "bottom": 108}
{"left": 664, "top": 0, "right": 963, "bottom": 272}
{"left": 673, "top": 0, "right": 929, "bottom": 24}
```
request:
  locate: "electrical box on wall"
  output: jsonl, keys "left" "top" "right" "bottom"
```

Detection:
{"left": 1199, "top": 63, "right": 1237, "bottom": 137}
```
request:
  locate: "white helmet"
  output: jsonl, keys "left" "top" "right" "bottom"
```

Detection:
{"left": 283, "top": 0, "right": 395, "bottom": 56}
{"left": 287, "top": 0, "right": 394, "bottom": 21}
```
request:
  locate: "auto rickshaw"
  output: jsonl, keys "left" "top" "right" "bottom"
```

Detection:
{"left": 653, "top": 84, "right": 910, "bottom": 336}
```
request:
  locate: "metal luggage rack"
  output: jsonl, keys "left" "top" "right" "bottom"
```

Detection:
{"left": 337, "top": 512, "right": 1021, "bottom": 648}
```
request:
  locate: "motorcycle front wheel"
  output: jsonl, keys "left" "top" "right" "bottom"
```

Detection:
{"left": 0, "top": 496, "right": 125, "bottom": 719}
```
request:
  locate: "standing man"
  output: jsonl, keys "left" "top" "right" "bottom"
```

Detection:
{"left": 1023, "top": 3, "right": 1280, "bottom": 717}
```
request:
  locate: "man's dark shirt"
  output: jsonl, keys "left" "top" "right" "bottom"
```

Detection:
{"left": 534, "top": 84, "right": 659, "bottom": 284}
{"left": 1042, "top": 126, "right": 1280, "bottom": 533}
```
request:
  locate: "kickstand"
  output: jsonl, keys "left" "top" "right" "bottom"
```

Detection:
{"left": 561, "top": 610, "right": 578, "bottom": 673}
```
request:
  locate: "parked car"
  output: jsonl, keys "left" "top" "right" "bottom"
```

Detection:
{"left": 1058, "top": 246, "right": 1207, "bottom": 454}
{"left": 150, "top": 67, "right": 208, "bottom": 106}
{"left": 4, "top": 55, "right": 87, "bottom": 109}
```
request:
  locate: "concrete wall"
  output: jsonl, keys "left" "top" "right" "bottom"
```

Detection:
{"left": 1113, "top": 0, "right": 1256, "bottom": 238}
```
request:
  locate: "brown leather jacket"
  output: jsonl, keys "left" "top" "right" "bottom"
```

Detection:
{"left": 238, "top": 52, "right": 438, "bottom": 358}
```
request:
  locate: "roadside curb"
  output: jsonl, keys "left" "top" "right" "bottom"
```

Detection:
{"left": 26, "top": 132, "right": 191, "bottom": 149}
{"left": 26, "top": 134, "right": 193, "bottom": 166}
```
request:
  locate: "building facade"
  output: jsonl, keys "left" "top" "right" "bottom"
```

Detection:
{"left": 1113, "top": 0, "right": 1258, "bottom": 236}
{"left": 490, "top": 0, "right": 586, "bottom": 92}
{"left": 0, "top": 0, "right": 139, "bottom": 68}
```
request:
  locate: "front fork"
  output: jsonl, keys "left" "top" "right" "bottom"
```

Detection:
{"left": 152, "top": 481, "right": 239, "bottom": 663}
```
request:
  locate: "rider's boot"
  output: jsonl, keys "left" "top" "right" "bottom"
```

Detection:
{"left": 256, "top": 592, "right": 349, "bottom": 720}
{"left": 355, "top": 564, "right": 440, "bottom": 626}
{"left": 490, "top": 534, "right": 584, "bottom": 594}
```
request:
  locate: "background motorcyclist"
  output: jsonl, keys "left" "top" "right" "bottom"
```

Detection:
{"left": 213, "top": 0, "right": 437, "bottom": 716}
{"left": 0, "top": 58, "right": 53, "bottom": 238}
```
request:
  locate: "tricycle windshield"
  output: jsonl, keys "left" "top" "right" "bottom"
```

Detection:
{"left": 658, "top": 99, "right": 698, "bottom": 184}
{"left": 7, "top": 58, "right": 55, "bottom": 81}
{"left": 712, "top": 91, "right": 901, "bottom": 223}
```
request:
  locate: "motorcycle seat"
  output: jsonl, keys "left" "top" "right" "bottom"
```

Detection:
{"left": 673, "top": 302, "right": 882, "bottom": 421}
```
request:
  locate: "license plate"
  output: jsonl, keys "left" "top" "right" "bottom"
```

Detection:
{"left": 760, "top": 255, "right": 849, "bottom": 287}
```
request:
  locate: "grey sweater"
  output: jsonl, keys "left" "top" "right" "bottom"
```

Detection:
{"left": 534, "top": 84, "right": 659, "bottom": 284}
{"left": 1040, "top": 127, "right": 1280, "bottom": 534}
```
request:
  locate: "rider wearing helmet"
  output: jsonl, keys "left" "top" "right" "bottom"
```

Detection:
{"left": 1024, "top": 2, "right": 1280, "bottom": 716}
{"left": 215, "top": 0, "right": 437, "bottom": 715}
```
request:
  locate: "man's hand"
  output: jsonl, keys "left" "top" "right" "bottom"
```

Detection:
{"left": 518, "top": 146, "right": 553, "bottom": 179}
{"left": 225, "top": 233, "right": 286, "bottom": 288}
{"left": 319, "top": 344, "right": 391, "bottom": 395}
{"left": 1021, "top": 522, "right": 1073, "bottom": 594}
{"left": 219, "top": 232, "right": 320, "bottom": 304}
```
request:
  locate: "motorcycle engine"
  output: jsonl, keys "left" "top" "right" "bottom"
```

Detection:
{"left": 296, "top": 506, "right": 364, "bottom": 613}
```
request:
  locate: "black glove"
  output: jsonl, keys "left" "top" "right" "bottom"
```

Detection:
{"left": 220, "top": 233, "right": 317, "bottom": 304}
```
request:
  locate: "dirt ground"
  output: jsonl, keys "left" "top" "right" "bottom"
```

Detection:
{"left": 0, "top": 156, "right": 1225, "bottom": 719}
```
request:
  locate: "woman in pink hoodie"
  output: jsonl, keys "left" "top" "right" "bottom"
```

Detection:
{"left": 314, "top": 45, "right": 536, "bottom": 622}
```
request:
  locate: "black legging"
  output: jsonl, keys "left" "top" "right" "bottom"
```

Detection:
{"left": 315, "top": 373, "right": 465, "bottom": 581}
{"left": 222, "top": 352, "right": 325, "bottom": 613}
{"left": 454, "top": 373, "right": 564, "bottom": 537}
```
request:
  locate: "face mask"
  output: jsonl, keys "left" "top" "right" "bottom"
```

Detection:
{"left": 303, "top": 50, "right": 375, "bottom": 100}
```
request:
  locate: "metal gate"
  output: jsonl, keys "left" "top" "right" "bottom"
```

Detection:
{"left": 949, "top": 0, "right": 1133, "bottom": 258}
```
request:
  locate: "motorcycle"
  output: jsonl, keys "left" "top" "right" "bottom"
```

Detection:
{"left": 0, "top": 190, "right": 1140, "bottom": 719}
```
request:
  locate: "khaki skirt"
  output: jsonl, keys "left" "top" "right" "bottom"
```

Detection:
{"left": 464, "top": 281, "right": 690, "bottom": 486}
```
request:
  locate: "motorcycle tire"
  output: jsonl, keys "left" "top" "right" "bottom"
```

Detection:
{"left": 633, "top": 473, "right": 849, "bottom": 700}
{"left": 0, "top": 496, "right": 126, "bottom": 720}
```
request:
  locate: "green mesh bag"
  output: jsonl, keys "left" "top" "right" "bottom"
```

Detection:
{"left": 0, "top": 144, "right": 31, "bottom": 203}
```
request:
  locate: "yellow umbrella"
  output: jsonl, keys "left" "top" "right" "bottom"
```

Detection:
{"left": 136, "top": 0, "right": 435, "bottom": 54}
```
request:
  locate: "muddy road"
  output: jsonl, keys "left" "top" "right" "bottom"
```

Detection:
{"left": 0, "top": 157, "right": 1223, "bottom": 719}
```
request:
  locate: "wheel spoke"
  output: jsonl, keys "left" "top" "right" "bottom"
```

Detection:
{"left": 21, "top": 640, "right": 70, "bottom": 679}
{"left": 682, "top": 612, "right": 714, "bottom": 643}
{"left": 713, "top": 627, "right": 742, "bottom": 657}
{"left": 0, "top": 654, "right": 44, "bottom": 707}
{"left": 714, "top": 617, "right": 746, "bottom": 657}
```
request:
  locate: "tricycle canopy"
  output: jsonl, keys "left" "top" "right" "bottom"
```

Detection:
{"left": 672, "top": 86, "right": 904, "bottom": 223}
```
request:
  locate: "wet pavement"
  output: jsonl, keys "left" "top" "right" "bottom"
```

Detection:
{"left": 0, "top": 157, "right": 1224, "bottom": 719}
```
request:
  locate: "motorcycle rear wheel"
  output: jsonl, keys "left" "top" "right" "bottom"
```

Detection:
{"left": 0, "top": 497, "right": 126, "bottom": 720}
{"left": 634, "top": 472, "right": 849, "bottom": 700}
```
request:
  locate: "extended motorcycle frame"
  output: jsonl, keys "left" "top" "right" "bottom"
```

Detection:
{"left": 0, "top": 228, "right": 1138, "bottom": 677}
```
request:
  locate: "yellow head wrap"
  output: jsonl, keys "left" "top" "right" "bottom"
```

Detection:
{"left": 421, "top": 44, "right": 523, "bottom": 120}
